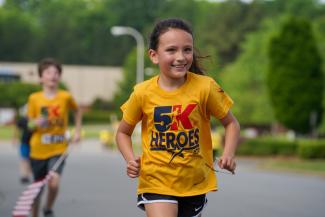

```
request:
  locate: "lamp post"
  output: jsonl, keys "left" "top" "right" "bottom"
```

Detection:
{"left": 111, "top": 26, "right": 144, "bottom": 83}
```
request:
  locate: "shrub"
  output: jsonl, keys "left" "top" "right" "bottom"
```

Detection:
{"left": 82, "top": 110, "right": 111, "bottom": 124}
{"left": 298, "top": 140, "right": 325, "bottom": 159}
{"left": 237, "top": 137, "right": 297, "bottom": 156}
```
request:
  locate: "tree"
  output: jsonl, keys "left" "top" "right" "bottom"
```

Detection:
{"left": 314, "top": 16, "right": 325, "bottom": 133}
{"left": 0, "top": 81, "right": 67, "bottom": 110}
{"left": 199, "top": 0, "right": 266, "bottom": 67}
{"left": 112, "top": 49, "right": 157, "bottom": 117}
{"left": 267, "top": 17, "right": 324, "bottom": 134}
{"left": 220, "top": 18, "right": 282, "bottom": 125}
{"left": 0, "top": 8, "right": 37, "bottom": 61}
{"left": 0, "top": 82, "right": 40, "bottom": 109}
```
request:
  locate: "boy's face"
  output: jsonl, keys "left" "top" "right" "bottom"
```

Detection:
{"left": 40, "top": 65, "right": 61, "bottom": 89}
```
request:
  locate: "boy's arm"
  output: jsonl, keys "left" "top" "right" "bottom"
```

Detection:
{"left": 218, "top": 111, "right": 240, "bottom": 173}
{"left": 72, "top": 107, "right": 82, "bottom": 143}
{"left": 116, "top": 120, "right": 140, "bottom": 178}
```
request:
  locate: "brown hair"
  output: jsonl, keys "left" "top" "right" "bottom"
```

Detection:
{"left": 149, "top": 18, "right": 205, "bottom": 75}
{"left": 38, "top": 57, "right": 62, "bottom": 77}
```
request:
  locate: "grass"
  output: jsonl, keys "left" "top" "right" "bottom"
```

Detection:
{"left": 0, "top": 124, "right": 110, "bottom": 141}
{"left": 261, "top": 157, "right": 325, "bottom": 176}
{"left": 2, "top": 124, "right": 324, "bottom": 176}
{"left": 0, "top": 125, "right": 14, "bottom": 140}
{"left": 79, "top": 124, "right": 111, "bottom": 139}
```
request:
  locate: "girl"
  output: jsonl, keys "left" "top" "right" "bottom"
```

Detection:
{"left": 116, "top": 18, "right": 240, "bottom": 217}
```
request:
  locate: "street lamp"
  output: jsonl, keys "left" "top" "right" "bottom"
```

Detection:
{"left": 111, "top": 26, "right": 144, "bottom": 83}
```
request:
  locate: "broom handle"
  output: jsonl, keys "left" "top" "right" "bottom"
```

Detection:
{"left": 50, "top": 147, "right": 71, "bottom": 172}
{"left": 51, "top": 132, "right": 73, "bottom": 172}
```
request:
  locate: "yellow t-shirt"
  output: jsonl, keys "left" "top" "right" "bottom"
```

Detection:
{"left": 27, "top": 90, "right": 77, "bottom": 159}
{"left": 121, "top": 72, "right": 233, "bottom": 196}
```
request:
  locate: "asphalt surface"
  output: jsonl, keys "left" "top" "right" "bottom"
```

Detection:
{"left": 1, "top": 139, "right": 325, "bottom": 217}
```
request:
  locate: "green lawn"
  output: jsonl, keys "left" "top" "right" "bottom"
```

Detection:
{"left": 261, "top": 158, "right": 325, "bottom": 176}
{"left": 0, "top": 125, "right": 14, "bottom": 140}
{"left": 0, "top": 124, "right": 109, "bottom": 141}
{"left": 78, "top": 124, "right": 111, "bottom": 139}
{"left": 2, "top": 125, "right": 324, "bottom": 176}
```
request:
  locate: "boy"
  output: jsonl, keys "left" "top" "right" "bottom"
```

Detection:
{"left": 27, "top": 58, "right": 82, "bottom": 217}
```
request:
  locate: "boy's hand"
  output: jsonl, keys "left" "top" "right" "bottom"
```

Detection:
{"left": 34, "top": 117, "right": 47, "bottom": 128}
{"left": 218, "top": 155, "right": 236, "bottom": 174}
{"left": 71, "top": 130, "right": 81, "bottom": 143}
{"left": 12, "top": 137, "right": 19, "bottom": 146}
{"left": 127, "top": 156, "right": 141, "bottom": 178}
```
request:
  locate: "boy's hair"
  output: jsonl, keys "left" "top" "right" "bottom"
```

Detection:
{"left": 38, "top": 58, "right": 62, "bottom": 77}
{"left": 149, "top": 18, "right": 205, "bottom": 75}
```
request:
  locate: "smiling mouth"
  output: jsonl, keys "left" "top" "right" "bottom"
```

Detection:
{"left": 172, "top": 64, "right": 187, "bottom": 69}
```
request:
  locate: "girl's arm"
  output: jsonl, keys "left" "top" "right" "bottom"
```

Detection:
{"left": 116, "top": 120, "right": 140, "bottom": 178}
{"left": 218, "top": 111, "right": 240, "bottom": 174}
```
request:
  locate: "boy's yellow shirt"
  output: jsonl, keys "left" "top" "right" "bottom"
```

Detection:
{"left": 27, "top": 90, "right": 77, "bottom": 159}
{"left": 121, "top": 72, "right": 233, "bottom": 196}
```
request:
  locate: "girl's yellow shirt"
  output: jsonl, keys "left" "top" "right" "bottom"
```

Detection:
{"left": 27, "top": 90, "right": 77, "bottom": 159}
{"left": 121, "top": 72, "right": 233, "bottom": 196}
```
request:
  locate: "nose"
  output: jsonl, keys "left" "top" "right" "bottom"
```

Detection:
{"left": 175, "top": 51, "right": 186, "bottom": 62}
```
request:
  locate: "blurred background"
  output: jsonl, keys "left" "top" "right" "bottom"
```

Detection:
{"left": 0, "top": 0, "right": 325, "bottom": 178}
{"left": 1, "top": 1, "right": 325, "bottom": 217}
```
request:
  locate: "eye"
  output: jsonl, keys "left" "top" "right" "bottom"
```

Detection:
{"left": 184, "top": 47, "right": 193, "bottom": 53}
{"left": 166, "top": 47, "right": 176, "bottom": 52}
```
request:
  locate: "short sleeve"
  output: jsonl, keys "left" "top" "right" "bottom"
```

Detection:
{"left": 27, "top": 96, "right": 37, "bottom": 119}
{"left": 121, "top": 90, "right": 143, "bottom": 126}
{"left": 68, "top": 94, "right": 78, "bottom": 110}
{"left": 206, "top": 80, "right": 234, "bottom": 119}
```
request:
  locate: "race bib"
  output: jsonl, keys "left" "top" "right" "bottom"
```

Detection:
{"left": 41, "top": 134, "right": 65, "bottom": 144}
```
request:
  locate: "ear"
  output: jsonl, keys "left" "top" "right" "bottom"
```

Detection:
{"left": 148, "top": 49, "right": 159, "bottom": 65}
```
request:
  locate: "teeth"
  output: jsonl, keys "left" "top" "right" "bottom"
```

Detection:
{"left": 173, "top": 64, "right": 186, "bottom": 67}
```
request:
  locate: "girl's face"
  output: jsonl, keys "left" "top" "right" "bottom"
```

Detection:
{"left": 40, "top": 65, "right": 61, "bottom": 89}
{"left": 149, "top": 28, "right": 193, "bottom": 81}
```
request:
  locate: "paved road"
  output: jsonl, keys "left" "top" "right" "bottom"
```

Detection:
{"left": 1, "top": 139, "right": 325, "bottom": 217}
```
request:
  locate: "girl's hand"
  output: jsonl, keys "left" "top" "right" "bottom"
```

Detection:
{"left": 127, "top": 156, "right": 141, "bottom": 178}
{"left": 218, "top": 155, "right": 236, "bottom": 174}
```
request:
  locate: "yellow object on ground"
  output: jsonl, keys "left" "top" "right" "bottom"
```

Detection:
{"left": 99, "top": 130, "right": 114, "bottom": 148}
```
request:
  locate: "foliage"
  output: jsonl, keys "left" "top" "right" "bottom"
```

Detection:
{"left": 237, "top": 137, "right": 297, "bottom": 156}
{"left": 1, "top": 0, "right": 325, "bottom": 129}
{"left": 0, "top": 7, "right": 36, "bottom": 61}
{"left": 237, "top": 137, "right": 325, "bottom": 159}
{"left": 267, "top": 17, "right": 324, "bottom": 134}
{"left": 112, "top": 49, "right": 137, "bottom": 118}
{"left": 0, "top": 81, "right": 67, "bottom": 109}
{"left": 0, "top": 0, "right": 325, "bottom": 67}
{"left": 220, "top": 18, "right": 284, "bottom": 125}
{"left": 313, "top": 18, "right": 325, "bottom": 134}
{"left": 91, "top": 97, "right": 115, "bottom": 111}
{"left": 82, "top": 110, "right": 112, "bottom": 124}
{"left": 198, "top": 0, "right": 266, "bottom": 66}
{"left": 112, "top": 49, "right": 157, "bottom": 118}
{"left": 298, "top": 140, "right": 325, "bottom": 159}
{"left": 0, "top": 82, "right": 40, "bottom": 109}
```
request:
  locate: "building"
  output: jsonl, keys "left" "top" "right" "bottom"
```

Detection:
{"left": 0, "top": 62, "right": 123, "bottom": 106}
{"left": 0, "top": 68, "right": 21, "bottom": 83}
